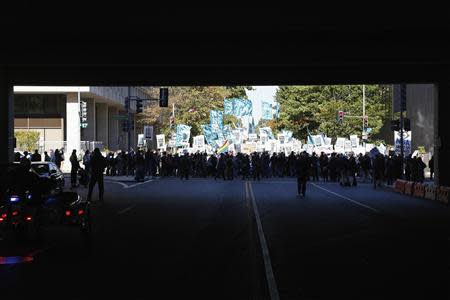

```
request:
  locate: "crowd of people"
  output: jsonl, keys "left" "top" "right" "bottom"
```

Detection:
{"left": 15, "top": 147, "right": 433, "bottom": 199}
{"left": 93, "top": 149, "right": 432, "bottom": 186}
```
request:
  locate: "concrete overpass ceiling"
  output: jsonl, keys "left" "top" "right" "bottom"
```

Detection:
{"left": 1, "top": 4, "right": 450, "bottom": 85}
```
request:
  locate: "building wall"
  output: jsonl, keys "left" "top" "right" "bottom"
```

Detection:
{"left": 108, "top": 106, "right": 119, "bottom": 151}
{"left": 95, "top": 103, "right": 109, "bottom": 148}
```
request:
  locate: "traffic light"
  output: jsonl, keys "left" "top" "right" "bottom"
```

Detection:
{"left": 337, "top": 110, "right": 344, "bottom": 123}
{"left": 159, "top": 87, "right": 168, "bottom": 107}
{"left": 390, "top": 119, "right": 400, "bottom": 131}
{"left": 363, "top": 115, "right": 368, "bottom": 128}
{"left": 121, "top": 120, "right": 129, "bottom": 132}
{"left": 125, "top": 97, "right": 130, "bottom": 111}
{"left": 403, "top": 118, "right": 411, "bottom": 131}
{"left": 136, "top": 99, "right": 143, "bottom": 113}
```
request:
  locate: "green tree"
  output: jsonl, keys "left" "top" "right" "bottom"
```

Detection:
{"left": 15, "top": 130, "right": 40, "bottom": 152}
{"left": 275, "top": 85, "right": 391, "bottom": 142}
{"left": 137, "top": 86, "right": 249, "bottom": 139}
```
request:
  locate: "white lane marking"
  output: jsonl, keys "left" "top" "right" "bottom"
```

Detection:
{"left": 105, "top": 180, "right": 153, "bottom": 189}
{"left": 117, "top": 204, "right": 136, "bottom": 215}
{"left": 105, "top": 181, "right": 129, "bottom": 188}
{"left": 247, "top": 181, "right": 281, "bottom": 300}
{"left": 124, "top": 180, "right": 153, "bottom": 189}
{"left": 311, "top": 183, "right": 380, "bottom": 213}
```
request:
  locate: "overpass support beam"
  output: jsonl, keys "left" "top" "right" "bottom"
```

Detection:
{"left": 66, "top": 93, "right": 81, "bottom": 155}
{"left": 435, "top": 82, "right": 450, "bottom": 186}
{"left": 0, "top": 69, "right": 14, "bottom": 163}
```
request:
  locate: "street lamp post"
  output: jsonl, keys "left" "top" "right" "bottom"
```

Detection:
{"left": 362, "top": 85, "right": 366, "bottom": 147}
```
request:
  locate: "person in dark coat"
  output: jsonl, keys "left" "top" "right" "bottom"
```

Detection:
{"left": 87, "top": 148, "right": 107, "bottom": 202}
{"left": 295, "top": 152, "right": 310, "bottom": 197}
{"left": 54, "top": 149, "right": 63, "bottom": 169}
{"left": 44, "top": 151, "right": 51, "bottom": 162}
{"left": 429, "top": 155, "right": 434, "bottom": 180}
{"left": 179, "top": 153, "right": 191, "bottom": 180}
{"left": 70, "top": 149, "right": 80, "bottom": 188}
{"left": 373, "top": 154, "right": 385, "bottom": 189}
{"left": 31, "top": 149, "right": 41, "bottom": 162}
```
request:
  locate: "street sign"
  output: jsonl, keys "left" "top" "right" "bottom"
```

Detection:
{"left": 113, "top": 115, "right": 129, "bottom": 120}
{"left": 144, "top": 125, "right": 153, "bottom": 140}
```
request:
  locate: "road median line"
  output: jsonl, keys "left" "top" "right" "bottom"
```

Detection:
{"left": 246, "top": 181, "right": 281, "bottom": 300}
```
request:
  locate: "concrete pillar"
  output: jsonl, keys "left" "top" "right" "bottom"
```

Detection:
{"left": 66, "top": 93, "right": 81, "bottom": 155}
{"left": 435, "top": 82, "right": 450, "bottom": 186}
{"left": 81, "top": 98, "right": 96, "bottom": 142}
{"left": 0, "top": 69, "right": 14, "bottom": 163}
{"left": 95, "top": 103, "right": 108, "bottom": 150}
{"left": 108, "top": 106, "right": 119, "bottom": 151}
{"left": 406, "top": 84, "right": 436, "bottom": 153}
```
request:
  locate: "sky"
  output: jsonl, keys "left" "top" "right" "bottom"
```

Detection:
{"left": 246, "top": 86, "right": 278, "bottom": 124}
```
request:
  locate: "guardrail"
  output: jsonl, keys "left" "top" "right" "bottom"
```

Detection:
{"left": 393, "top": 179, "right": 448, "bottom": 205}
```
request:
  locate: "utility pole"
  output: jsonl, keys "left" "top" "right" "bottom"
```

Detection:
{"left": 400, "top": 83, "right": 406, "bottom": 158}
{"left": 362, "top": 84, "right": 366, "bottom": 141}
{"left": 127, "top": 86, "right": 132, "bottom": 152}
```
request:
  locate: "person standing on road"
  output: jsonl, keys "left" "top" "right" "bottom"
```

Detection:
{"left": 83, "top": 149, "right": 91, "bottom": 175}
{"left": 54, "top": 149, "right": 63, "bottom": 169}
{"left": 31, "top": 149, "right": 41, "bottom": 162}
{"left": 70, "top": 149, "right": 80, "bottom": 188}
{"left": 372, "top": 154, "right": 385, "bottom": 189}
{"left": 295, "top": 151, "right": 310, "bottom": 197}
{"left": 87, "top": 148, "right": 107, "bottom": 202}
{"left": 44, "top": 151, "right": 51, "bottom": 162}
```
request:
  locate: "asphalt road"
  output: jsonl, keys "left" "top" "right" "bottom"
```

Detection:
{"left": 1, "top": 176, "right": 449, "bottom": 300}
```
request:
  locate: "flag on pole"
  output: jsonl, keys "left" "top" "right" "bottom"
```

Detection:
{"left": 217, "top": 140, "right": 230, "bottom": 154}
{"left": 307, "top": 127, "right": 315, "bottom": 145}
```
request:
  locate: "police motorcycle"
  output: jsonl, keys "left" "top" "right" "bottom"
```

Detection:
{"left": 0, "top": 163, "right": 91, "bottom": 240}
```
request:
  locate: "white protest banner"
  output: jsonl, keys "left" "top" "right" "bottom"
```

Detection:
{"left": 232, "top": 129, "right": 242, "bottom": 144}
{"left": 378, "top": 143, "right": 387, "bottom": 155}
{"left": 313, "top": 135, "right": 322, "bottom": 146}
{"left": 248, "top": 133, "right": 257, "bottom": 141}
{"left": 156, "top": 134, "right": 166, "bottom": 149}
{"left": 260, "top": 133, "right": 268, "bottom": 145}
{"left": 344, "top": 140, "right": 352, "bottom": 152}
{"left": 193, "top": 135, "right": 205, "bottom": 149}
{"left": 138, "top": 134, "right": 145, "bottom": 146}
{"left": 350, "top": 135, "right": 359, "bottom": 148}
{"left": 365, "top": 143, "right": 374, "bottom": 153}
{"left": 168, "top": 138, "right": 176, "bottom": 148}
{"left": 394, "top": 131, "right": 412, "bottom": 156}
